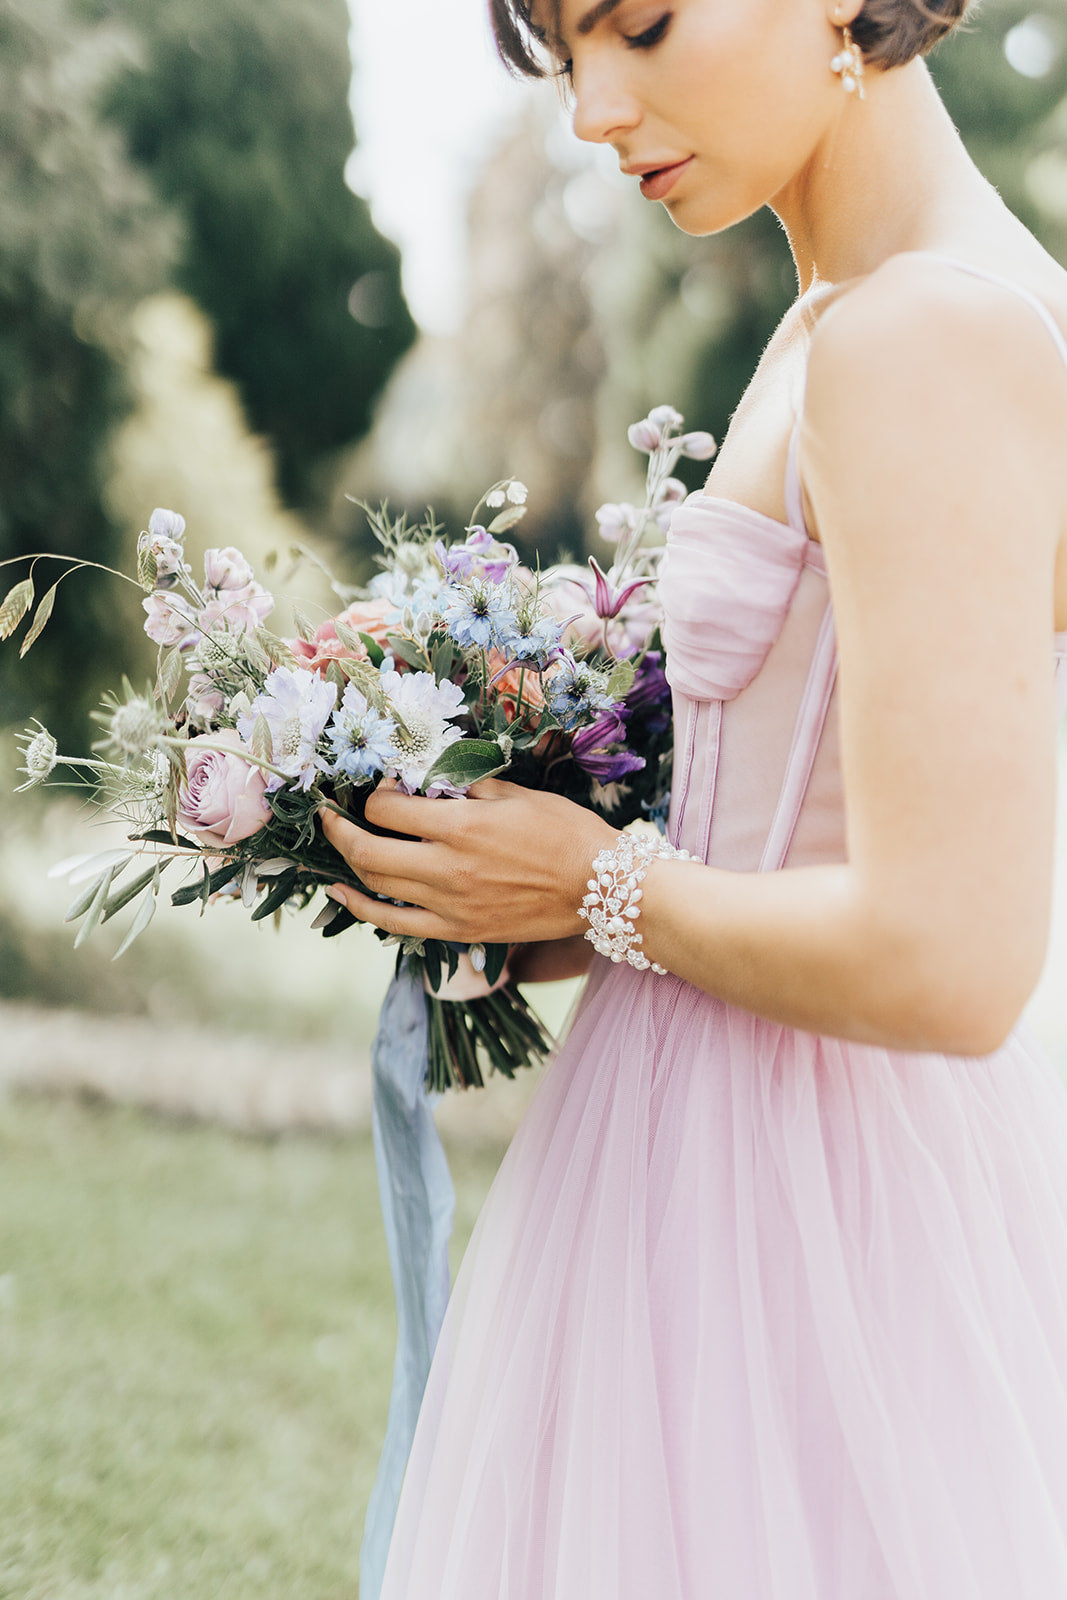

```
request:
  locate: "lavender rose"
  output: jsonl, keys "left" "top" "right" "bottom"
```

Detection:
{"left": 177, "top": 731, "right": 272, "bottom": 847}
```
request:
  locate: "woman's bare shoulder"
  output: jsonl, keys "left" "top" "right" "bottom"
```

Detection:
{"left": 802, "top": 250, "right": 1067, "bottom": 486}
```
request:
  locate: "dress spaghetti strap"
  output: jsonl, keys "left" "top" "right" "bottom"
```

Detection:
{"left": 783, "top": 251, "right": 1067, "bottom": 541}
{"left": 906, "top": 251, "right": 1067, "bottom": 379}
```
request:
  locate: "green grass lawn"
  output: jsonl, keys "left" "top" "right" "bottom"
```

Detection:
{"left": 0, "top": 1093, "right": 504, "bottom": 1599}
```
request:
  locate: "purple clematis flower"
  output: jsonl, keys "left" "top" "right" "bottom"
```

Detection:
{"left": 572, "top": 710, "right": 646, "bottom": 783}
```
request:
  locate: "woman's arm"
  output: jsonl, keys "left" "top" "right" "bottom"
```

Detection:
{"left": 323, "top": 260, "right": 1067, "bottom": 1055}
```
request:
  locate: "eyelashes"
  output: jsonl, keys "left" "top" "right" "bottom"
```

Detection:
{"left": 624, "top": 13, "right": 672, "bottom": 51}
{"left": 556, "top": 8, "right": 673, "bottom": 79}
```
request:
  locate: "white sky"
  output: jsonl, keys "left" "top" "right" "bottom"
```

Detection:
{"left": 345, "top": 0, "right": 527, "bottom": 334}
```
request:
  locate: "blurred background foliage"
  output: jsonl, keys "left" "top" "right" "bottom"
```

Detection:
{"left": 3, "top": 7, "right": 1067, "bottom": 1589}
{"left": 3, "top": 0, "right": 1067, "bottom": 1034}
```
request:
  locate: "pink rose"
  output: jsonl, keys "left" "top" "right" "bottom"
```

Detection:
{"left": 288, "top": 619, "right": 370, "bottom": 677}
{"left": 335, "top": 596, "right": 394, "bottom": 647}
{"left": 177, "top": 731, "right": 272, "bottom": 848}
{"left": 486, "top": 649, "right": 546, "bottom": 727}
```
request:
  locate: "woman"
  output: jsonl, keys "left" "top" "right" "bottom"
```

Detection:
{"left": 324, "top": 1, "right": 1067, "bottom": 1593}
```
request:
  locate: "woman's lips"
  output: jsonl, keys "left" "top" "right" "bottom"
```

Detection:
{"left": 639, "top": 157, "right": 694, "bottom": 201}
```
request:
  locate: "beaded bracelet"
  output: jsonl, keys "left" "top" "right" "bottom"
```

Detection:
{"left": 578, "top": 833, "right": 691, "bottom": 974}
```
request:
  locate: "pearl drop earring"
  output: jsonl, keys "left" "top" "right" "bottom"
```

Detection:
{"left": 831, "top": 23, "right": 866, "bottom": 98}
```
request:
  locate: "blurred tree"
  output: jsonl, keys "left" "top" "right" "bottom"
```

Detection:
{"left": 76, "top": 0, "right": 416, "bottom": 509}
{"left": 0, "top": 0, "right": 175, "bottom": 742}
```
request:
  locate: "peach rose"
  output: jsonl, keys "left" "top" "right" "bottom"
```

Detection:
{"left": 487, "top": 651, "right": 547, "bottom": 727}
{"left": 335, "top": 596, "right": 395, "bottom": 647}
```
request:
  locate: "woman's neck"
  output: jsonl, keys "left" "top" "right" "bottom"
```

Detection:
{"left": 771, "top": 59, "right": 1001, "bottom": 295}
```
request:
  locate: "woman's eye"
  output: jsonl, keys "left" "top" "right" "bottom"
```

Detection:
{"left": 623, "top": 13, "right": 672, "bottom": 50}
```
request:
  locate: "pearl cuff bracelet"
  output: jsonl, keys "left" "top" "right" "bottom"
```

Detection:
{"left": 578, "top": 833, "right": 691, "bottom": 974}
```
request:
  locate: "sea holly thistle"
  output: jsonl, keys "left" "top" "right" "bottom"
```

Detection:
{"left": 14, "top": 721, "right": 58, "bottom": 791}
{"left": 91, "top": 679, "right": 171, "bottom": 763}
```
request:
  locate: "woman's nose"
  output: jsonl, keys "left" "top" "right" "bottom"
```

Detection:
{"left": 570, "top": 62, "right": 642, "bottom": 146}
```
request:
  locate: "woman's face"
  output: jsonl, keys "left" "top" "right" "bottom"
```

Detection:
{"left": 540, "top": 0, "right": 854, "bottom": 236}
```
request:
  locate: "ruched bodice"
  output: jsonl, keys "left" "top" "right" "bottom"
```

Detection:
{"left": 662, "top": 259, "right": 1067, "bottom": 874}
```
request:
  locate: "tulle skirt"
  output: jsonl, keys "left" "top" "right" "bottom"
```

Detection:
{"left": 378, "top": 961, "right": 1067, "bottom": 1599}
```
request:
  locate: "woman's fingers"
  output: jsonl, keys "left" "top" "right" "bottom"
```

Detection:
{"left": 325, "top": 882, "right": 448, "bottom": 941}
{"left": 363, "top": 784, "right": 466, "bottom": 835}
{"left": 319, "top": 804, "right": 428, "bottom": 883}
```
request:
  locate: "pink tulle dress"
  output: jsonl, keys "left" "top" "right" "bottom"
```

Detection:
{"left": 378, "top": 257, "right": 1067, "bottom": 1598}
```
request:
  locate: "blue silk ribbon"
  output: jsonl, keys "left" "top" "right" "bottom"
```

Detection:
{"left": 359, "top": 964, "right": 455, "bottom": 1599}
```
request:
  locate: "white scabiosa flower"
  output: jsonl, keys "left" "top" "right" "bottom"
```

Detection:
{"left": 379, "top": 669, "right": 465, "bottom": 793}
{"left": 237, "top": 666, "right": 337, "bottom": 791}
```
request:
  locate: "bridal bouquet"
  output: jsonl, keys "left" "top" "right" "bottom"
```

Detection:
{"left": 2, "top": 405, "right": 712, "bottom": 1090}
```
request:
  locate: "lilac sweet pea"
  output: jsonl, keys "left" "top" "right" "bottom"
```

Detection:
{"left": 143, "top": 592, "right": 198, "bottom": 648}
{"left": 204, "top": 546, "right": 256, "bottom": 591}
{"left": 436, "top": 526, "right": 517, "bottom": 586}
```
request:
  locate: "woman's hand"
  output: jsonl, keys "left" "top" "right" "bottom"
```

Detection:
{"left": 319, "top": 778, "right": 619, "bottom": 947}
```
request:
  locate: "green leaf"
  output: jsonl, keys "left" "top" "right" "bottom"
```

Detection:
{"left": 250, "top": 867, "right": 301, "bottom": 921}
{"left": 422, "top": 942, "right": 442, "bottom": 995}
{"left": 131, "top": 828, "right": 198, "bottom": 849}
{"left": 421, "top": 738, "right": 510, "bottom": 791}
{"left": 482, "top": 942, "right": 509, "bottom": 987}
{"left": 358, "top": 632, "right": 385, "bottom": 668}
{"left": 64, "top": 870, "right": 113, "bottom": 925}
{"left": 0, "top": 577, "right": 34, "bottom": 641}
{"left": 251, "top": 713, "right": 274, "bottom": 765}
{"left": 170, "top": 861, "right": 238, "bottom": 908}
{"left": 606, "top": 659, "right": 637, "bottom": 702}
{"left": 487, "top": 505, "right": 526, "bottom": 535}
{"left": 19, "top": 581, "right": 58, "bottom": 657}
{"left": 101, "top": 861, "right": 173, "bottom": 923}
{"left": 431, "top": 637, "right": 458, "bottom": 679}
{"left": 386, "top": 635, "right": 426, "bottom": 671}
{"left": 112, "top": 884, "right": 158, "bottom": 959}
{"left": 74, "top": 866, "right": 117, "bottom": 948}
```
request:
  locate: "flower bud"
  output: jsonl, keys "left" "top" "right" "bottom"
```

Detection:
{"left": 647, "top": 404, "right": 683, "bottom": 431}
{"left": 656, "top": 477, "right": 688, "bottom": 506}
{"left": 627, "top": 419, "right": 662, "bottom": 454}
{"left": 594, "top": 502, "right": 636, "bottom": 543}
{"left": 679, "top": 430, "right": 718, "bottom": 461}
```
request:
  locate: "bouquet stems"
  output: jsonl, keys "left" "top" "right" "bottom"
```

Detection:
{"left": 425, "top": 983, "right": 553, "bottom": 1093}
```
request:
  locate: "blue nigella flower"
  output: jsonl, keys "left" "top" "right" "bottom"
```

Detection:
{"left": 325, "top": 684, "right": 399, "bottom": 784}
{"left": 498, "top": 610, "right": 563, "bottom": 669}
{"left": 545, "top": 653, "right": 617, "bottom": 733}
{"left": 442, "top": 580, "right": 518, "bottom": 651}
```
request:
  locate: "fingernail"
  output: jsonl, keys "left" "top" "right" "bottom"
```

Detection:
{"left": 325, "top": 887, "right": 344, "bottom": 904}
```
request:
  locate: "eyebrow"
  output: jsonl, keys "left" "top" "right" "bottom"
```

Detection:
{"left": 576, "top": 0, "right": 623, "bottom": 35}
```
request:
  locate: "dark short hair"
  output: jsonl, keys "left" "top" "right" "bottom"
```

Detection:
{"left": 487, "top": 0, "right": 972, "bottom": 78}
